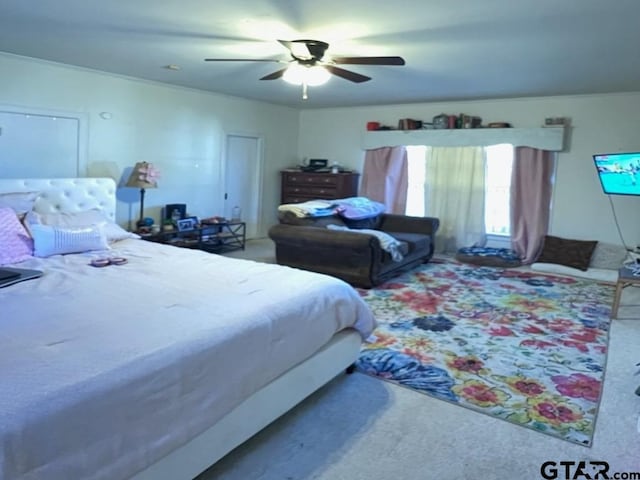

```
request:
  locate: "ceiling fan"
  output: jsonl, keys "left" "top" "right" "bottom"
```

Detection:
{"left": 204, "top": 39, "right": 405, "bottom": 98}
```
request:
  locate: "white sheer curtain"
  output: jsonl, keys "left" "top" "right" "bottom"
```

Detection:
{"left": 424, "top": 146, "right": 486, "bottom": 253}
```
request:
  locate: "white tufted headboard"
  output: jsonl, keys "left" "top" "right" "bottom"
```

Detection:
{"left": 0, "top": 178, "right": 117, "bottom": 220}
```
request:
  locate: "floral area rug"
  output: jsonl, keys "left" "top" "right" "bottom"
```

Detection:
{"left": 356, "top": 260, "right": 613, "bottom": 446}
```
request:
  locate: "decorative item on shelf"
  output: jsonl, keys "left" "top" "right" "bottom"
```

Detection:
{"left": 126, "top": 161, "right": 160, "bottom": 229}
{"left": 301, "top": 158, "right": 328, "bottom": 172}
{"left": 186, "top": 215, "right": 199, "bottom": 228}
{"left": 366, "top": 121, "right": 380, "bottom": 131}
{"left": 162, "top": 219, "right": 175, "bottom": 232}
{"left": 201, "top": 216, "right": 227, "bottom": 224}
{"left": 398, "top": 118, "right": 422, "bottom": 130}
{"left": 176, "top": 218, "right": 196, "bottom": 232}
{"left": 488, "top": 122, "right": 512, "bottom": 128}
{"left": 165, "top": 203, "right": 187, "bottom": 224}
{"left": 135, "top": 217, "right": 155, "bottom": 235}
{"left": 432, "top": 114, "right": 449, "bottom": 129}
{"left": 231, "top": 206, "right": 242, "bottom": 222}
{"left": 459, "top": 114, "right": 482, "bottom": 129}
{"left": 544, "top": 117, "right": 570, "bottom": 127}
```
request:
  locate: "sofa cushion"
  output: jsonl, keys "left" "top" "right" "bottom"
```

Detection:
{"left": 343, "top": 214, "right": 382, "bottom": 230}
{"left": 386, "top": 231, "right": 430, "bottom": 255}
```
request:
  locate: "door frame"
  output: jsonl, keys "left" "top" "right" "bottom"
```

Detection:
{"left": 221, "top": 131, "right": 265, "bottom": 239}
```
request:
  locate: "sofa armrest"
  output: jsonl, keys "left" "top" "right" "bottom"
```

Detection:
{"left": 378, "top": 214, "right": 440, "bottom": 235}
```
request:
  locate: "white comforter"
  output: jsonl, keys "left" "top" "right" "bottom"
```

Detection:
{"left": 0, "top": 239, "right": 375, "bottom": 480}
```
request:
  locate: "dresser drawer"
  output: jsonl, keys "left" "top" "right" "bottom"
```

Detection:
{"left": 282, "top": 195, "right": 314, "bottom": 204}
{"left": 283, "top": 173, "right": 339, "bottom": 186}
{"left": 280, "top": 170, "right": 359, "bottom": 204}
{"left": 284, "top": 185, "right": 337, "bottom": 197}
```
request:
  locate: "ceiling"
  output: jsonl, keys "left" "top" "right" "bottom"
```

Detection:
{"left": 2, "top": 0, "right": 639, "bottom": 109}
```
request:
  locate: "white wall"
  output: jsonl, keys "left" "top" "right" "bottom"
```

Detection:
{"left": 0, "top": 53, "right": 300, "bottom": 236}
{"left": 298, "top": 93, "right": 640, "bottom": 247}
{"left": 3, "top": 51, "right": 639, "bottom": 246}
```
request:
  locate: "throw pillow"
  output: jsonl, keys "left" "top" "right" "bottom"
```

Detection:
{"left": 0, "top": 207, "right": 33, "bottom": 265}
{"left": 589, "top": 242, "right": 628, "bottom": 270}
{"left": 28, "top": 209, "right": 139, "bottom": 243}
{"left": 0, "top": 191, "right": 40, "bottom": 216}
{"left": 335, "top": 197, "right": 386, "bottom": 220}
{"left": 536, "top": 235, "right": 598, "bottom": 271}
{"left": 30, "top": 223, "right": 109, "bottom": 257}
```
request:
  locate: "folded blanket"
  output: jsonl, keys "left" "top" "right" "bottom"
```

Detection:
{"left": 278, "top": 200, "right": 337, "bottom": 218}
{"left": 333, "top": 197, "right": 386, "bottom": 220}
{"left": 327, "top": 224, "right": 404, "bottom": 262}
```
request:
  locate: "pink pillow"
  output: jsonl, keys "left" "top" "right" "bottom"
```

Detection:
{"left": 0, "top": 207, "right": 33, "bottom": 265}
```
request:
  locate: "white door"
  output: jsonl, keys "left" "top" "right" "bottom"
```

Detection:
{"left": 223, "top": 134, "right": 262, "bottom": 239}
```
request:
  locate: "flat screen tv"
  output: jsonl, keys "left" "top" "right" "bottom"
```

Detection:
{"left": 593, "top": 151, "right": 640, "bottom": 196}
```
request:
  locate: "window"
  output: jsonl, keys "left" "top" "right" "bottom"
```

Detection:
{"left": 406, "top": 145, "right": 427, "bottom": 217}
{"left": 405, "top": 144, "right": 514, "bottom": 236}
{"left": 484, "top": 144, "right": 513, "bottom": 236}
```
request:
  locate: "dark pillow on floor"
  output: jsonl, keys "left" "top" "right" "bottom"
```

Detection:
{"left": 536, "top": 235, "right": 598, "bottom": 271}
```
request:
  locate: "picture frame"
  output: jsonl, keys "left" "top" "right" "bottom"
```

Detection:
{"left": 186, "top": 215, "right": 199, "bottom": 227}
{"left": 176, "top": 218, "right": 196, "bottom": 232}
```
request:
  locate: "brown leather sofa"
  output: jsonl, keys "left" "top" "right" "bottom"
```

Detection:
{"left": 268, "top": 212, "right": 439, "bottom": 288}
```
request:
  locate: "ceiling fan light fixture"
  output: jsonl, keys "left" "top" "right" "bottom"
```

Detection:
{"left": 283, "top": 64, "right": 330, "bottom": 86}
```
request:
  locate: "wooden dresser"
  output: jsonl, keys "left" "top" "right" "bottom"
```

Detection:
{"left": 280, "top": 170, "right": 360, "bottom": 204}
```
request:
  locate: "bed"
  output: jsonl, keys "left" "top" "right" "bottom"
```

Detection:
{"left": 0, "top": 178, "right": 376, "bottom": 480}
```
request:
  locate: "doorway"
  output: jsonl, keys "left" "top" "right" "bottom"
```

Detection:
{"left": 223, "top": 133, "right": 263, "bottom": 239}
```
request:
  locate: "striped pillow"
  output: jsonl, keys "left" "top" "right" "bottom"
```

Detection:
{"left": 30, "top": 223, "right": 109, "bottom": 257}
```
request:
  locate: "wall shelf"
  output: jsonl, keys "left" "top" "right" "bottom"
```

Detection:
{"left": 362, "top": 127, "right": 566, "bottom": 151}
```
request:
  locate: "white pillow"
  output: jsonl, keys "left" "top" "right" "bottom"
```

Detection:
{"left": 589, "top": 242, "right": 628, "bottom": 270}
{"left": 0, "top": 191, "right": 40, "bottom": 216}
{"left": 28, "top": 209, "right": 139, "bottom": 243}
{"left": 30, "top": 224, "right": 109, "bottom": 257}
{"left": 530, "top": 262, "right": 618, "bottom": 283}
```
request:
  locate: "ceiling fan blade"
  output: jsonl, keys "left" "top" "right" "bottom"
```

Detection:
{"left": 278, "top": 39, "right": 293, "bottom": 51}
{"left": 260, "top": 68, "right": 288, "bottom": 81}
{"left": 204, "top": 58, "right": 281, "bottom": 62}
{"left": 278, "top": 39, "right": 329, "bottom": 60}
{"left": 325, "top": 66, "right": 371, "bottom": 83}
{"left": 297, "top": 40, "right": 329, "bottom": 60}
{"left": 332, "top": 56, "right": 405, "bottom": 66}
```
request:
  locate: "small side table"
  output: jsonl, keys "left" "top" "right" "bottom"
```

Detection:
{"left": 611, "top": 266, "right": 640, "bottom": 318}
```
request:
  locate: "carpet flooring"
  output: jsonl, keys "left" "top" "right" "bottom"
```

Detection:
{"left": 203, "top": 241, "right": 640, "bottom": 479}
{"left": 356, "top": 259, "right": 613, "bottom": 445}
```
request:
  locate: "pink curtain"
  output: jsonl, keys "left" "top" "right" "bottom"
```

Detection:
{"left": 360, "top": 146, "right": 408, "bottom": 214}
{"left": 510, "top": 147, "right": 555, "bottom": 263}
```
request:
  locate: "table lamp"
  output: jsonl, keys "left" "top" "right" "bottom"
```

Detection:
{"left": 126, "top": 161, "right": 159, "bottom": 228}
